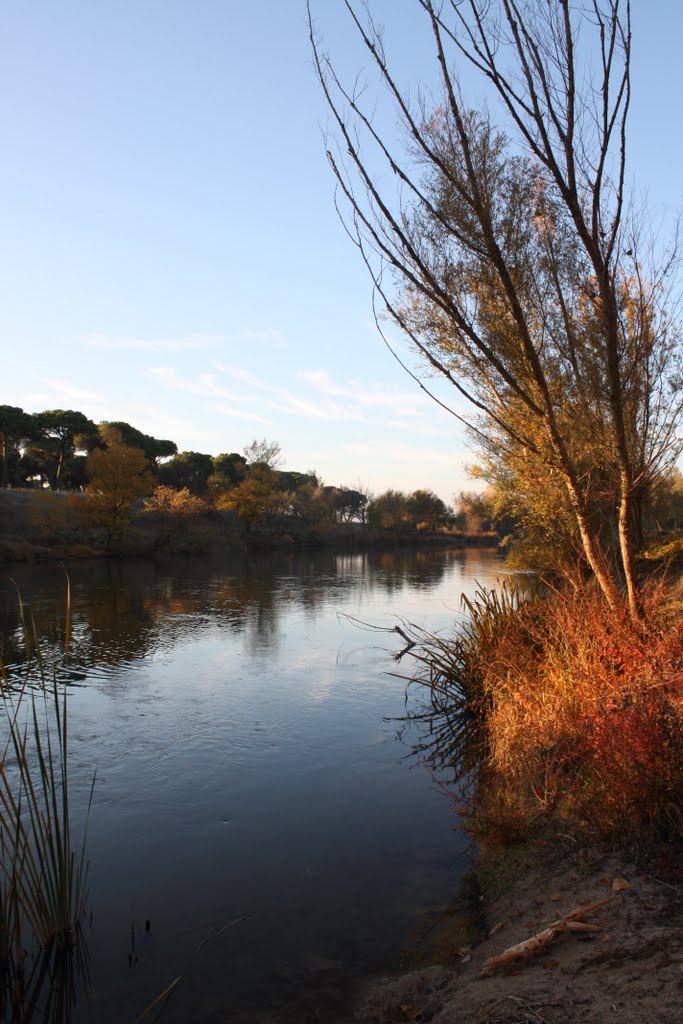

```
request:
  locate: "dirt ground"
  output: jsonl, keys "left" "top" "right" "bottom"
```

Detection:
{"left": 353, "top": 836, "right": 683, "bottom": 1023}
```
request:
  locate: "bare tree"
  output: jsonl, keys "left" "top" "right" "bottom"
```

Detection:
{"left": 309, "top": 0, "right": 683, "bottom": 618}
{"left": 243, "top": 438, "right": 284, "bottom": 472}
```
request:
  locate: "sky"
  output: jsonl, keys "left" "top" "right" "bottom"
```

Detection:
{"left": 2, "top": 1, "right": 682, "bottom": 503}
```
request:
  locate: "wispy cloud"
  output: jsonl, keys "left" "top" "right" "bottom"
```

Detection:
{"left": 83, "top": 327, "right": 286, "bottom": 353}
{"left": 214, "top": 363, "right": 363, "bottom": 421}
{"left": 210, "top": 402, "right": 270, "bottom": 425}
{"left": 238, "top": 327, "right": 286, "bottom": 349}
{"left": 146, "top": 367, "right": 240, "bottom": 400}
{"left": 40, "top": 379, "right": 106, "bottom": 404}
{"left": 120, "top": 405, "right": 215, "bottom": 445}
{"left": 212, "top": 364, "right": 266, "bottom": 390}
{"left": 83, "top": 332, "right": 224, "bottom": 353}
{"left": 339, "top": 440, "right": 466, "bottom": 468}
{"left": 145, "top": 367, "right": 272, "bottom": 425}
{"left": 300, "top": 369, "right": 426, "bottom": 417}
{"left": 146, "top": 362, "right": 426, "bottom": 428}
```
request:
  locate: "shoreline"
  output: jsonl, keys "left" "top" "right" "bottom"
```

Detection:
{"left": 0, "top": 487, "right": 501, "bottom": 569}
{"left": 351, "top": 833, "right": 683, "bottom": 1023}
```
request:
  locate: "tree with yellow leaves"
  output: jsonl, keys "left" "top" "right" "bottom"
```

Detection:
{"left": 311, "top": 0, "right": 683, "bottom": 618}
{"left": 83, "top": 445, "right": 152, "bottom": 550}
{"left": 143, "top": 485, "right": 206, "bottom": 547}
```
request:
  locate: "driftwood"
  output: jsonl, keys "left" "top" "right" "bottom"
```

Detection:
{"left": 480, "top": 898, "right": 613, "bottom": 977}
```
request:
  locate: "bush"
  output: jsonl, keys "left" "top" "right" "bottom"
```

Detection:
{"left": 405, "top": 579, "right": 683, "bottom": 841}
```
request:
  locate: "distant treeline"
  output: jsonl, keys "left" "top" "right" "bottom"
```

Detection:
{"left": 0, "top": 406, "right": 508, "bottom": 562}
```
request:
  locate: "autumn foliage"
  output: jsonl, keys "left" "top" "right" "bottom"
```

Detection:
{"left": 83, "top": 445, "right": 152, "bottom": 549}
{"left": 467, "top": 582, "right": 683, "bottom": 839}
{"left": 143, "top": 485, "right": 206, "bottom": 547}
{"left": 403, "top": 577, "right": 683, "bottom": 842}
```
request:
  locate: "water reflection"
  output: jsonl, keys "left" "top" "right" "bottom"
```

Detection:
{"left": 0, "top": 546, "right": 504, "bottom": 1023}
{"left": 1, "top": 939, "right": 91, "bottom": 1024}
{"left": 0, "top": 547, "right": 480, "bottom": 679}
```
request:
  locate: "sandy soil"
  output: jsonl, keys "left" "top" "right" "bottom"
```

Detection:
{"left": 354, "top": 836, "right": 683, "bottom": 1023}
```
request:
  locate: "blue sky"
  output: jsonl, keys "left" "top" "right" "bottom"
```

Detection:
{"left": 2, "top": 2, "right": 682, "bottom": 503}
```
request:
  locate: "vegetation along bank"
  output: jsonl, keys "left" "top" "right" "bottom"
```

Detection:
{"left": 305, "top": 0, "right": 683, "bottom": 1017}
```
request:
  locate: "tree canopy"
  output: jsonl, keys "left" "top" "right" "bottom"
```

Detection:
{"left": 29, "top": 410, "right": 97, "bottom": 489}
{"left": 98, "top": 421, "right": 177, "bottom": 463}
{"left": 83, "top": 445, "right": 153, "bottom": 549}
{"left": 0, "top": 405, "right": 35, "bottom": 488}
{"left": 311, "top": 0, "right": 683, "bottom": 617}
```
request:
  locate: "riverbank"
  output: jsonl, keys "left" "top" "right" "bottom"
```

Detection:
{"left": 0, "top": 487, "right": 499, "bottom": 565}
{"left": 353, "top": 833, "right": 683, "bottom": 1023}
{"left": 345, "top": 567, "right": 683, "bottom": 1023}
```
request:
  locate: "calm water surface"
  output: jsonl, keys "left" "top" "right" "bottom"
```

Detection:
{"left": 0, "top": 546, "right": 505, "bottom": 1022}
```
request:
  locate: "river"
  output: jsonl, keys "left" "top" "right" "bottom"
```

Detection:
{"left": 0, "top": 545, "right": 505, "bottom": 1023}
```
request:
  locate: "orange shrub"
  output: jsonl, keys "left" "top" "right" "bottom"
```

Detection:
{"left": 475, "top": 580, "right": 683, "bottom": 838}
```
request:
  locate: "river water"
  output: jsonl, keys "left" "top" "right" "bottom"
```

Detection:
{"left": 0, "top": 546, "right": 505, "bottom": 1023}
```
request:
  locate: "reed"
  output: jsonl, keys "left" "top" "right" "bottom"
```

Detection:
{"left": 387, "top": 583, "right": 527, "bottom": 781}
{"left": 0, "top": 580, "right": 93, "bottom": 1014}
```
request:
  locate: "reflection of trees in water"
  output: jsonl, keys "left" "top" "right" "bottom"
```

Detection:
{"left": 0, "top": 547, "right": 500, "bottom": 677}
{"left": 0, "top": 591, "right": 25, "bottom": 671}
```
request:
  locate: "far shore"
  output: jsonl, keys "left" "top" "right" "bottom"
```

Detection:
{"left": 0, "top": 486, "right": 501, "bottom": 567}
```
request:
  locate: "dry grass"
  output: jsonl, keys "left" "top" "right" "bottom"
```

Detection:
{"left": 403, "top": 577, "right": 683, "bottom": 842}
{"left": 480, "top": 580, "right": 683, "bottom": 839}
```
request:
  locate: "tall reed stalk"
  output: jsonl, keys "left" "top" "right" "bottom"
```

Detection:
{"left": 0, "top": 580, "right": 93, "bottom": 1017}
{"left": 386, "top": 583, "right": 527, "bottom": 780}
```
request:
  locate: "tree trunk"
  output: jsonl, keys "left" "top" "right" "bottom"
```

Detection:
{"left": 618, "top": 472, "right": 641, "bottom": 619}
{"left": 562, "top": 476, "right": 623, "bottom": 612}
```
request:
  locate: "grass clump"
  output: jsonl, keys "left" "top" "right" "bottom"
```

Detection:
{"left": 401, "top": 578, "right": 683, "bottom": 842}
{"left": 0, "top": 584, "right": 93, "bottom": 1018}
{"left": 394, "top": 584, "right": 526, "bottom": 782}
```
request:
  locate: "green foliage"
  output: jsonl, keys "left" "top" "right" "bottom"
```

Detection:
{"left": 406, "top": 489, "right": 450, "bottom": 530}
{"left": 367, "top": 488, "right": 449, "bottom": 531}
{"left": 324, "top": 486, "right": 369, "bottom": 523}
{"left": 157, "top": 451, "right": 213, "bottom": 494}
{"left": 98, "top": 421, "right": 177, "bottom": 464}
{"left": 289, "top": 482, "right": 335, "bottom": 531}
{"left": 30, "top": 411, "right": 97, "bottom": 490}
{"left": 366, "top": 489, "right": 410, "bottom": 529}
{"left": 275, "top": 470, "right": 318, "bottom": 492}
{"left": 0, "top": 407, "right": 35, "bottom": 489}
{"left": 207, "top": 452, "right": 247, "bottom": 495}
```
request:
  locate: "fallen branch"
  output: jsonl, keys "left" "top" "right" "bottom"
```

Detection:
{"left": 480, "top": 898, "right": 613, "bottom": 977}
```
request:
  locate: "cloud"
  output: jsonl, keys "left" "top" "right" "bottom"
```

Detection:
{"left": 145, "top": 367, "right": 241, "bottom": 401}
{"left": 212, "top": 364, "right": 267, "bottom": 390}
{"left": 300, "top": 369, "right": 426, "bottom": 417}
{"left": 210, "top": 402, "right": 270, "bottom": 425}
{"left": 214, "top": 363, "right": 364, "bottom": 421}
{"left": 338, "top": 440, "right": 467, "bottom": 468}
{"left": 147, "top": 362, "right": 425, "bottom": 428}
{"left": 119, "top": 405, "right": 215, "bottom": 445}
{"left": 239, "top": 328, "right": 286, "bottom": 349}
{"left": 83, "top": 332, "right": 224, "bottom": 353}
{"left": 83, "top": 328, "right": 286, "bottom": 353}
{"left": 40, "top": 379, "right": 106, "bottom": 404}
